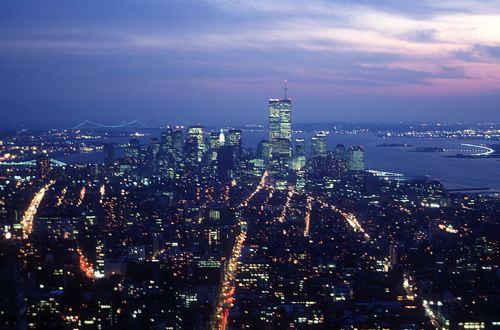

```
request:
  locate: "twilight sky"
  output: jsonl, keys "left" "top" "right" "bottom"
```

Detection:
{"left": 1, "top": 0, "right": 500, "bottom": 128}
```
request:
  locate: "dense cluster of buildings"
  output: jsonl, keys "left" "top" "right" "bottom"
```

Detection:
{"left": 0, "top": 97, "right": 499, "bottom": 329}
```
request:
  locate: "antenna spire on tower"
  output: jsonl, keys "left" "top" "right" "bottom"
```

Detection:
{"left": 284, "top": 80, "right": 288, "bottom": 99}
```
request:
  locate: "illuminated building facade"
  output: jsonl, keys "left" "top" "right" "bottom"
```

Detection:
{"left": 187, "top": 126, "right": 205, "bottom": 162}
{"left": 268, "top": 98, "right": 292, "bottom": 161}
{"left": 208, "top": 131, "right": 221, "bottom": 162}
{"left": 295, "top": 138, "right": 305, "bottom": 157}
{"left": 347, "top": 146, "right": 364, "bottom": 171}
{"left": 311, "top": 131, "right": 328, "bottom": 158}
{"left": 227, "top": 129, "right": 242, "bottom": 151}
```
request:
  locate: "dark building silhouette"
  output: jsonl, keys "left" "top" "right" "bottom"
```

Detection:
{"left": 217, "top": 146, "right": 235, "bottom": 180}
{"left": 103, "top": 143, "right": 115, "bottom": 165}
{"left": 0, "top": 243, "right": 27, "bottom": 330}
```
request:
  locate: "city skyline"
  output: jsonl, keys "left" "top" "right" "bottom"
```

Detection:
{"left": 1, "top": 109, "right": 498, "bottom": 329}
{"left": 1, "top": 2, "right": 499, "bottom": 329}
{"left": 1, "top": 0, "right": 500, "bottom": 128}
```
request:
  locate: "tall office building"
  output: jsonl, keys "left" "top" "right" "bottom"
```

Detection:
{"left": 227, "top": 129, "right": 242, "bottom": 155}
{"left": 208, "top": 131, "right": 221, "bottom": 162}
{"left": 161, "top": 125, "right": 174, "bottom": 149}
{"left": 173, "top": 126, "right": 184, "bottom": 155}
{"left": 347, "top": 146, "right": 364, "bottom": 171}
{"left": 125, "top": 138, "right": 141, "bottom": 164}
{"left": 257, "top": 140, "right": 270, "bottom": 161}
{"left": 219, "top": 129, "right": 225, "bottom": 146}
{"left": 335, "top": 144, "right": 347, "bottom": 161}
{"left": 295, "top": 138, "right": 305, "bottom": 157}
{"left": 268, "top": 98, "right": 292, "bottom": 160}
{"left": 311, "top": 131, "right": 328, "bottom": 158}
{"left": 158, "top": 125, "right": 178, "bottom": 179}
{"left": 333, "top": 144, "right": 348, "bottom": 177}
{"left": 103, "top": 143, "right": 115, "bottom": 165}
{"left": 187, "top": 126, "right": 205, "bottom": 162}
{"left": 147, "top": 137, "right": 160, "bottom": 165}
{"left": 217, "top": 146, "right": 236, "bottom": 180}
{"left": 292, "top": 138, "right": 306, "bottom": 170}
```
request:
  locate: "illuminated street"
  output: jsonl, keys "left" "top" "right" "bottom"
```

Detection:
{"left": 20, "top": 180, "right": 55, "bottom": 239}
{"left": 212, "top": 228, "right": 247, "bottom": 330}
{"left": 303, "top": 195, "right": 313, "bottom": 237}
{"left": 315, "top": 198, "right": 370, "bottom": 240}
{"left": 75, "top": 185, "right": 86, "bottom": 206}
{"left": 55, "top": 187, "right": 67, "bottom": 207}
{"left": 276, "top": 185, "right": 295, "bottom": 223}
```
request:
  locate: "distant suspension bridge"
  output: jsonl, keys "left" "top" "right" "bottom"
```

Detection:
{"left": 0, "top": 158, "right": 67, "bottom": 167}
{"left": 72, "top": 120, "right": 150, "bottom": 130}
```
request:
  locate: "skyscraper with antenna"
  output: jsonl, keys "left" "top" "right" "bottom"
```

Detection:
{"left": 268, "top": 81, "right": 292, "bottom": 162}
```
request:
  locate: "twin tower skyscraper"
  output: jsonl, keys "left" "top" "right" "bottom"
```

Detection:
{"left": 268, "top": 96, "right": 292, "bottom": 162}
